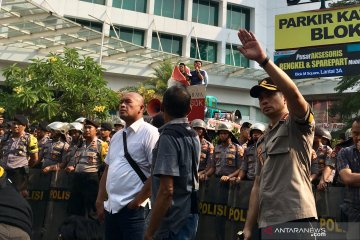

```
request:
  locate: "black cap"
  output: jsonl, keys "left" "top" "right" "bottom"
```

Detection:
{"left": 13, "top": 114, "right": 29, "bottom": 126}
{"left": 38, "top": 121, "right": 49, "bottom": 131}
{"left": 250, "top": 77, "right": 279, "bottom": 98}
{"left": 100, "top": 122, "right": 113, "bottom": 131}
{"left": 84, "top": 119, "right": 100, "bottom": 128}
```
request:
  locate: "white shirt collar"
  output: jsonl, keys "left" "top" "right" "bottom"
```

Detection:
{"left": 126, "top": 118, "right": 144, "bottom": 134}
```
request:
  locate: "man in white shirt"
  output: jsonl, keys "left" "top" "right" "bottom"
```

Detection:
{"left": 96, "top": 92, "right": 159, "bottom": 240}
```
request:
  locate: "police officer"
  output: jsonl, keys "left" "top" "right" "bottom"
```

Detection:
{"left": 191, "top": 119, "right": 214, "bottom": 175}
{"left": 41, "top": 122, "right": 70, "bottom": 173}
{"left": 100, "top": 122, "right": 112, "bottom": 145}
{"left": 113, "top": 117, "right": 125, "bottom": 132}
{"left": 66, "top": 119, "right": 108, "bottom": 219}
{"left": 65, "top": 122, "right": 84, "bottom": 170}
{"left": 237, "top": 123, "right": 266, "bottom": 182}
{"left": 321, "top": 129, "right": 332, "bottom": 147}
{"left": 0, "top": 114, "right": 38, "bottom": 196}
{"left": 239, "top": 122, "right": 252, "bottom": 149}
{"left": 36, "top": 121, "right": 50, "bottom": 165}
{"left": 238, "top": 29, "right": 317, "bottom": 240}
{"left": 310, "top": 127, "right": 333, "bottom": 190}
{"left": 75, "top": 117, "right": 86, "bottom": 125}
{"left": 201, "top": 122, "right": 244, "bottom": 182}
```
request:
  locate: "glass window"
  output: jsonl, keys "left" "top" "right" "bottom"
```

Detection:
{"left": 113, "top": 0, "right": 147, "bottom": 13}
{"left": 65, "top": 17, "right": 103, "bottom": 32}
{"left": 80, "top": 0, "right": 105, "bottom": 5}
{"left": 226, "top": 4, "right": 250, "bottom": 30}
{"left": 190, "top": 39, "right": 217, "bottom": 62}
{"left": 110, "top": 26, "right": 145, "bottom": 46}
{"left": 151, "top": 33, "right": 182, "bottom": 55}
{"left": 174, "top": 0, "right": 184, "bottom": 19}
{"left": 192, "top": 0, "right": 219, "bottom": 26}
{"left": 225, "top": 44, "right": 249, "bottom": 67}
{"left": 154, "top": 0, "right": 184, "bottom": 20}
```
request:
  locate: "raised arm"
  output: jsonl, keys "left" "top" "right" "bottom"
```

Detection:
{"left": 237, "top": 29, "right": 308, "bottom": 119}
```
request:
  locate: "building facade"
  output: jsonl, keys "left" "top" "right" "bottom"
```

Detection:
{"left": 0, "top": 0, "right": 343, "bottom": 124}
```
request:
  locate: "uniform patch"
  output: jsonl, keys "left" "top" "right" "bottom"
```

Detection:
{"left": 308, "top": 113, "right": 314, "bottom": 124}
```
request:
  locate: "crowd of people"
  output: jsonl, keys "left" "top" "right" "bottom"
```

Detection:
{"left": 0, "top": 28, "right": 359, "bottom": 240}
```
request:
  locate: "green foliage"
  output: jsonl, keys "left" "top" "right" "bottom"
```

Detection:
{"left": 327, "top": 0, "right": 360, "bottom": 122}
{"left": 0, "top": 48, "right": 119, "bottom": 122}
{"left": 329, "top": 0, "right": 360, "bottom": 7}
{"left": 330, "top": 90, "right": 360, "bottom": 120}
{"left": 118, "top": 60, "right": 173, "bottom": 105}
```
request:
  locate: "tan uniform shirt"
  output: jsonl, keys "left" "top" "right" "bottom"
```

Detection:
{"left": 255, "top": 108, "right": 317, "bottom": 227}
{"left": 41, "top": 139, "right": 70, "bottom": 168}
{"left": 211, "top": 141, "right": 243, "bottom": 176}
{"left": 74, "top": 138, "right": 108, "bottom": 173}
{"left": 198, "top": 138, "right": 214, "bottom": 172}
{"left": 0, "top": 133, "right": 38, "bottom": 169}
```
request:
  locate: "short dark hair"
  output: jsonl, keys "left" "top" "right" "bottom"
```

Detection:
{"left": 241, "top": 122, "right": 252, "bottom": 130}
{"left": 194, "top": 60, "right": 202, "bottom": 65}
{"left": 162, "top": 85, "right": 191, "bottom": 118}
{"left": 354, "top": 116, "right": 360, "bottom": 124}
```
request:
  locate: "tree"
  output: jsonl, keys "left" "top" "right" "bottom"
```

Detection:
{"left": 0, "top": 48, "right": 119, "bottom": 122}
{"left": 328, "top": 0, "right": 360, "bottom": 7}
{"left": 328, "top": 0, "right": 360, "bottom": 120}
{"left": 118, "top": 60, "right": 173, "bottom": 106}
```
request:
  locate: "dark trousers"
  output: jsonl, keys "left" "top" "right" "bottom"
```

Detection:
{"left": 6, "top": 167, "right": 28, "bottom": 192}
{"left": 155, "top": 214, "right": 199, "bottom": 240}
{"left": 105, "top": 206, "right": 146, "bottom": 240}
{"left": 67, "top": 172, "right": 99, "bottom": 219}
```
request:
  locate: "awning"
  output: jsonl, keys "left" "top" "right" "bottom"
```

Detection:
{"left": 0, "top": 0, "right": 267, "bottom": 80}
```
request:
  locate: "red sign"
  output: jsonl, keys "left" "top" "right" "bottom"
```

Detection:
{"left": 187, "top": 85, "right": 206, "bottom": 122}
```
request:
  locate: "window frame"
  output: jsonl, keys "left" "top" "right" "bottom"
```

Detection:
{"left": 225, "top": 44, "right": 249, "bottom": 68}
{"left": 151, "top": 33, "right": 183, "bottom": 56}
{"left": 110, "top": 26, "right": 145, "bottom": 46}
{"left": 190, "top": 38, "right": 218, "bottom": 62}
{"left": 226, "top": 4, "right": 250, "bottom": 30}
{"left": 192, "top": 0, "right": 219, "bottom": 26}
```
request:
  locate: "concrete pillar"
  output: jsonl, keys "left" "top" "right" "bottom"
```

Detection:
{"left": 218, "top": 40, "right": 226, "bottom": 64}
{"left": 219, "top": 0, "right": 227, "bottom": 28}
{"left": 184, "top": 0, "right": 192, "bottom": 21}
{"left": 147, "top": 0, "right": 155, "bottom": 15}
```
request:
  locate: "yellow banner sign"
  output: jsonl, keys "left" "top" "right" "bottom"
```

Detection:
{"left": 275, "top": 6, "right": 360, "bottom": 50}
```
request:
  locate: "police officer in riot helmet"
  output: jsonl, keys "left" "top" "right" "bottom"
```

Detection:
{"left": 236, "top": 123, "right": 266, "bottom": 182}
{"left": 41, "top": 122, "right": 70, "bottom": 173}
{"left": 191, "top": 119, "right": 214, "bottom": 176}
{"left": 200, "top": 122, "right": 244, "bottom": 182}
